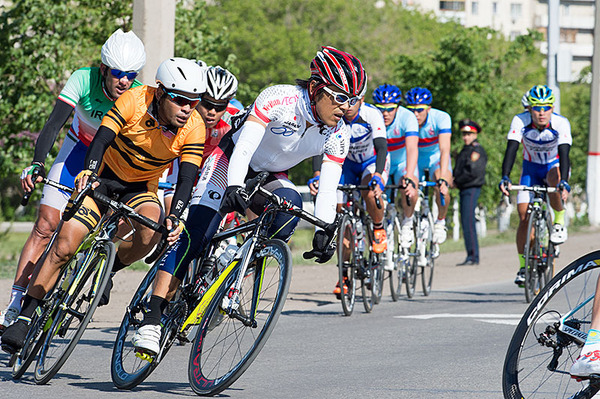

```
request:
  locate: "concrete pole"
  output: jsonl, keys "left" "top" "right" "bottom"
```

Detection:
{"left": 547, "top": 0, "right": 561, "bottom": 114}
{"left": 132, "top": 0, "right": 176, "bottom": 85}
{"left": 588, "top": 1, "right": 600, "bottom": 226}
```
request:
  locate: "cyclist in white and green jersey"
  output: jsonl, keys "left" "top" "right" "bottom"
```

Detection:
{"left": 0, "top": 29, "right": 146, "bottom": 333}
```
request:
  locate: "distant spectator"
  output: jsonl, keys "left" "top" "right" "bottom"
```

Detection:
{"left": 454, "top": 119, "right": 487, "bottom": 265}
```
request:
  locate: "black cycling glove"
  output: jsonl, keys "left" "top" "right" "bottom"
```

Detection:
{"left": 220, "top": 185, "right": 250, "bottom": 215}
{"left": 303, "top": 230, "right": 336, "bottom": 264}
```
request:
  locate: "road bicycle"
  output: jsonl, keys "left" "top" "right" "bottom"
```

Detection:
{"left": 509, "top": 185, "right": 558, "bottom": 303}
{"left": 502, "top": 249, "right": 600, "bottom": 399}
{"left": 335, "top": 183, "right": 384, "bottom": 316}
{"left": 9, "top": 177, "right": 166, "bottom": 384}
{"left": 111, "top": 172, "right": 338, "bottom": 395}
{"left": 404, "top": 171, "right": 442, "bottom": 298}
{"left": 382, "top": 183, "right": 408, "bottom": 302}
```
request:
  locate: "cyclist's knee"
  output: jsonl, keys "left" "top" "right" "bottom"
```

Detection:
{"left": 33, "top": 207, "right": 61, "bottom": 240}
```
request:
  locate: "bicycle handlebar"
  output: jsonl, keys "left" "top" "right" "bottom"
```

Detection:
{"left": 509, "top": 185, "right": 558, "bottom": 193}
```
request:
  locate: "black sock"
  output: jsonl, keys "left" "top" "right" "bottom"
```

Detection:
{"left": 20, "top": 294, "right": 42, "bottom": 320}
{"left": 141, "top": 295, "right": 169, "bottom": 326}
{"left": 373, "top": 222, "right": 384, "bottom": 230}
{"left": 112, "top": 254, "right": 129, "bottom": 273}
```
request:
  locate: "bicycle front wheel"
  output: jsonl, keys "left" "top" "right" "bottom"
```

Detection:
{"left": 386, "top": 207, "right": 402, "bottom": 301}
{"left": 503, "top": 250, "right": 600, "bottom": 399}
{"left": 371, "top": 253, "right": 384, "bottom": 305}
{"left": 422, "top": 212, "right": 435, "bottom": 296}
{"left": 338, "top": 214, "right": 356, "bottom": 316}
{"left": 34, "top": 241, "right": 115, "bottom": 384}
{"left": 524, "top": 211, "right": 541, "bottom": 303}
{"left": 188, "top": 238, "right": 292, "bottom": 396}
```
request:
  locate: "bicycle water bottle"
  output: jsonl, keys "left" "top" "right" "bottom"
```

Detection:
{"left": 216, "top": 244, "right": 238, "bottom": 273}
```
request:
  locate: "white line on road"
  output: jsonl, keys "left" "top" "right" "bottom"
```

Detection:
{"left": 395, "top": 313, "right": 523, "bottom": 326}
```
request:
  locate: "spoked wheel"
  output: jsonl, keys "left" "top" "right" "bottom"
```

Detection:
{"left": 503, "top": 250, "right": 600, "bottom": 399}
{"left": 111, "top": 259, "right": 184, "bottom": 390}
{"left": 361, "top": 259, "right": 374, "bottom": 313}
{"left": 371, "top": 253, "right": 384, "bottom": 305}
{"left": 524, "top": 213, "right": 541, "bottom": 303}
{"left": 34, "top": 241, "right": 115, "bottom": 385}
{"left": 188, "top": 239, "right": 292, "bottom": 396}
{"left": 421, "top": 213, "right": 435, "bottom": 296}
{"left": 405, "top": 218, "right": 418, "bottom": 299}
{"left": 386, "top": 208, "right": 402, "bottom": 302}
{"left": 337, "top": 214, "right": 356, "bottom": 316}
{"left": 539, "top": 210, "right": 555, "bottom": 288}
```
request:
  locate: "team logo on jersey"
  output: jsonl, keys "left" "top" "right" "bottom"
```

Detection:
{"left": 282, "top": 119, "right": 301, "bottom": 130}
{"left": 271, "top": 126, "right": 294, "bottom": 136}
{"left": 145, "top": 119, "right": 156, "bottom": 128}
{"left": 208, "top": 190, "right": 222, "bottom": 200}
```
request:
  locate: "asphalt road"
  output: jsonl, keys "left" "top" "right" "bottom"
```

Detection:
{"left": 1, "top": 227, "right": 600, "bottom": 398}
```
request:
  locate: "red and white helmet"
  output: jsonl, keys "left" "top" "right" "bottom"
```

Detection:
{"left": 310, "top": 46, "right": 366, "bottom": 97}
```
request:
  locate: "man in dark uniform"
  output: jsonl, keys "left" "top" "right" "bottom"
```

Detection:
{"left": 454, "top": 119, "right": 487, "bottom": 265}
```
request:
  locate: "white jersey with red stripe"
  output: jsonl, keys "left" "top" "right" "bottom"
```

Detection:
{"left": 507, "top": 111, "right": 572, "bottom": 165}
{"left": 236, "top": 84, "right": 349, "bottom": 172}
{"left": 344, "top": 103, "right": 386, "bottom": 163}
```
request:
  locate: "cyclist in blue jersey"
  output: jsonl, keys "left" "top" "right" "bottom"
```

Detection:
{"left": 0, "top": 29, "right": 146, "bottom": 333}
{"left": 499, "top": 85, "right": 571, "bottom": 286}
{"left": 405, "top": 87, "right": 452, "bottom": 245}
{"left": 372, "top": 84, "right": 419, "bottom": 250}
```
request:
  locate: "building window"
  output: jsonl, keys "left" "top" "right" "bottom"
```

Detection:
{"left": 472, "top": 1, "right": 478, "bottom": 15}
{"left": 440, "top": 1, "right": 465, "bottom": 11}
{"left": 492, "top": 2, "right": 497, "bottom": 15}
{"left": 510, "top": 3, "right": 522, "bottom": 20}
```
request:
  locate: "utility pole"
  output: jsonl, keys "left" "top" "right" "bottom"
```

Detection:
{"left": 132, "top": 0, "right": 175, "bottom": 85}
{"left": 547, "top": 0, "right": 561, "bottom": 114}
{"left": 588, "top": 1, "right": 600, "bottom": 226}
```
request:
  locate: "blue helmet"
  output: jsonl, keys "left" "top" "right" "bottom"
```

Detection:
{"left": 405, "top": 87, "right": 432, "bottom": 105}
{"left": 526, "top": 85, "right": 555, "bottom": 106}
{"left": 373, "top": 84, "right": 402, "bottom": 104}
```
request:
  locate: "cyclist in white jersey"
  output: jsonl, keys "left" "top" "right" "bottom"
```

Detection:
{"left": 405, "top": 87, "right": 452, "bottom": 245}
{"left": 163, "top": 65, "right": 241, "bottom": 213}
{"left": 309, "top": 94, "right": 388, "bottom": 296}
{"left": 372, "top": 84, "right": 420, "bottom": 249}
{"left": 131, "top": 46, "right": 367, "bottom": 355}
{"left": 0, "top": 29, "right": 146, "bottom": 333}
{"left": 499, "top": 85, "right": 571, "bottom": 286}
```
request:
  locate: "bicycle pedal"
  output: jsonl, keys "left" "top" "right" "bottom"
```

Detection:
{"left": 134, "top": 350, "right": 155, "bottom": 363}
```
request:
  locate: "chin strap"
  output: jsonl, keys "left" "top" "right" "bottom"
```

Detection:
{"left": 309, "top": 81, "right": 327, "bottom": 125}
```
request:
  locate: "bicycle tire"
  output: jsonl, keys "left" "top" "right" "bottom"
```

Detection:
{"left": 34, "top": 240, "right": 115, "bottom": 384}
{"left": 405, "top": 217, "right": 418, "bottom": 298}
{"left": 387, "top": 207, "right": 402, "bottom": 301}
{"left": 112, "top": 263, "right": 162, "bottom": 389}
{"left": 371, "top": 252, "right": 384, "bottom": 305}
{"left": 188, "top": 238, "right": 292, "bottom": 396}
{"left": 540, "top": 209, "right": 555, "bottom": 288}
{"left": 422, "top": 212, "right": 435, "bottom": 296}
{"left": 503, "top": 250, "right": 600, "bottom": 399}
{"left": 338, "top": 214, "right": 356, "bottom": 316}
{"left": 524, "top": 210, "right": 541, "bottom": 303}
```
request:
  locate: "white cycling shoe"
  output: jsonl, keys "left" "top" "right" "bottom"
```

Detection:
{"left": 570, "top": 350, "right": 600, "bottom": 379}
{"left": 550, "top": 224, "right": 568, "bottom": 245}
{"left": 400, "top": 224, "right": 414, "bottom": 249}
{"left": 433, "top": 223, "right": 447, "bottom": 244}
{"left": 132, "top": 324, "right": 161, "bottom": 355}
{"left": 0, "top": 306, "right": 20, "bottom": 332}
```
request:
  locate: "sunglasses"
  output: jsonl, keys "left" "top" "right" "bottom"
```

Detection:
{"left": 375, "top": 104, "right": 399, "bottom": 113}
{"left": 199, "top": 98, "right": 228, "bottom": 112}
{"left": 531, "top": 105, "right": 552, "bottom": 112}
{"left": 406, "top": 105, "right": 429, "bottom": 113}
{"left": 164, "top": 89, "right": 200, "bottom": 108}
{"left": 322, "top": 86, "right": 360, "bottom": 106}
{"left": 110, "top": 68, "right": 138, "bottom": 81}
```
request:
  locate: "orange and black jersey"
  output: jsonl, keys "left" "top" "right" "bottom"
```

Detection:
{"left": 95, "top": 85, "right": 205, "bottom": 190}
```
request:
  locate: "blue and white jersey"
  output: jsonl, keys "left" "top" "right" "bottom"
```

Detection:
{"left": 507, "top": 111, "right": 572, "bottom": 165}
{"left": 417, "top": 108, "right": 452, "bottom": 155}
{"left": 385, "top": 106, "right": 419, "bottom": 167}
{"left": 344, "top": 103, "right": 386, "bottom": 163}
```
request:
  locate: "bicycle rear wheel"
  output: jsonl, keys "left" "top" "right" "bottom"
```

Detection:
{"left": 503, "top": 250, "right": 600, "bottom": 399}
{"left": 338, "top": 214, "right": 356, "bottom": 316}
{"left": 34, "top": 241, "right": 115, "bottom": 384}
{"left": 524, "top": 212, "right": 541, "bottom": 303}
{"left": 188, "top": 239, "right": 292, "bottom": 396}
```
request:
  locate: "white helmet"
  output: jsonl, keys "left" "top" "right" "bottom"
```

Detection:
{"left": 521, "top": 92, "right": 529, "bottom": 108}
{"left": 155, "top": 57, "right": 206, "bottom": 96}
{"left": 194, "top": 59, "right": 208, "bottom": 69}
{"left": 101, "top": 29, "right": 146, "bottom": 72}
{"left": 205, "top": 66, "right": 238, "bottom": 100}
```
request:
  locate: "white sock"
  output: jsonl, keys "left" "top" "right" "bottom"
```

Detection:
{"left": 402, "top": 216, "right": 413, "bottom": 226}
{"left": 7, "top": 285, "right": 26, "bottom": 311}
{"left": 581, "top": 329, "right": 600, "bottom": 355}
{"left": 435, "top": 218, "right": 446, "bottom": 226}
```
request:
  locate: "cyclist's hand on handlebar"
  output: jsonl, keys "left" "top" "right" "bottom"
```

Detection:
{"left": 402, "top": 176, "right": 417, "bottom": 199}
{"left": 220, "top": 185, "right": 250, "bottom": 215}
{"left": 558, "top": 179, "right": 570, "bottom": 202}
{"left": 437, "top": 178, "right": 449, "bottom": 196}
{"left": 74, "top": 170, "right": 99, "bottom": 192}
{"left": 308, "top": 173, "right": 320, "bottom": 196}
{"left": 165, "top": 215, "right": 185, "bottom": 245}
{"left": 499, "top": 176, "right": 512, "bottom": 196}
{"left": 20, "top": 162, "right": 46, "bottom": 193}
{"left": 369, "top": 174, "right": 385, "bottom": 198}
{"left": 303, "top": 230, "right": 336, "bottom": 264}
